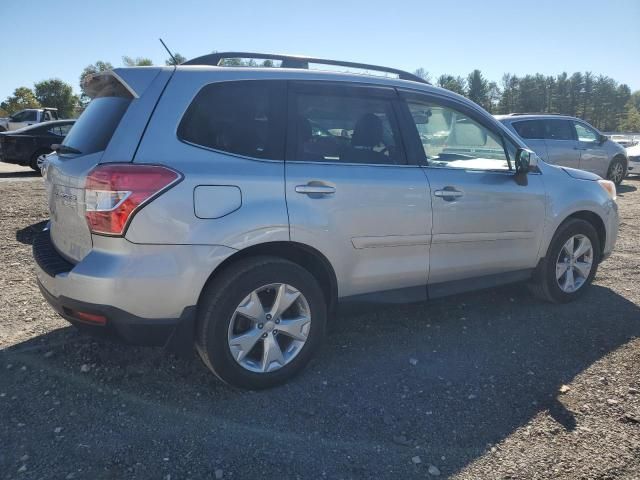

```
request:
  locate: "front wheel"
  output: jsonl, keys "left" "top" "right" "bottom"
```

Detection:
{"left": 606, "top": 157, "right": 626, "bottom": 186}
{"left": 530, "top": 218, "right": 600, "bottom": 303}
{"left": 195, "top": 256, "right": 327, "bottom": 389}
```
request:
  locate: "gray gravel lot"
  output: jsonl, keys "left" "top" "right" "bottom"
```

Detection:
{"left": 0, "top": 170, "right": 639, "bottom": 479}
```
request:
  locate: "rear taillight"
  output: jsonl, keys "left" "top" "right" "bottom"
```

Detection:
{"left": 85, "top": 164, "right": 181, "bottom": 236}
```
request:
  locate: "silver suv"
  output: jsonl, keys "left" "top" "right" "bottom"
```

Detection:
{"left": 497, "top": 114, "right": 629, "bottom": 185}
{"left": 33, "top": 53, "right": 619, "bottom": 389}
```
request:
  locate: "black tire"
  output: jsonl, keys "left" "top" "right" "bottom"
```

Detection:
{"left": 529, "top": 218, "right": 600, "bottom": 303}
{"left": 606, "top": 156, "right": 627, "bottom": 186}
{"left": 29, "top": 149, "right": 51, "bottom": 172}
{"left": 195, "top": 256, "right": 327, "bottom": 389}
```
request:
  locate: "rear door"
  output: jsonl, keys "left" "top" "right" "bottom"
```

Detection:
{"left": 284, "top": 82, "right": 432, "bottom": 299}
{"left": 542, "top": 119, "right": 580, "bottom": 168}
{"left": 510, "top": 119, "right": 549, "bottom": 161}
{"left": 399, "top": 91, "right": 546, "bottom": 289}
{"left": 573, "top": 120, "right": 609, "bottom": 177}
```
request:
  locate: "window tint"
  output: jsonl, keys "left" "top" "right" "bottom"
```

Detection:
{"left": 512, "top": 120, "right": 545, "bottom": 139}
{"left": 63, "top": 76, "right": 133, "bottom": 155}
{"left": 574, "top": 122, "right": 598, "bottom": 142}
{"left": 11, "top": 110, "right": 37, "bottom": 122}
{"left": 406, "top": 99, "right": 510, "bottom": 171}
{"left": 290, "top": 86, "right": 404, "bottom": 165}
{"left": 178, "top": 80, "right": 286, "bottom": 160}
{"left": 544, "top": 120, "right": 573, "bottom": 141}
{"left": 48, "top": 124, "right": 73, "bottom": 137}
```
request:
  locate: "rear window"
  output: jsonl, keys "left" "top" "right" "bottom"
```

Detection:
{"left": 62, "top": 75, "right": 133, "bottom": 155}
{"left": 177, "top": 80, "right": 286, "bottom": 160}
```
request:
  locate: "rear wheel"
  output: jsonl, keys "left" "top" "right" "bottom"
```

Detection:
{"left": 530, "top": 218, "right": 600, "bottom": 303}
{"left": 195, "top": 256, "right": 327, "bottom": 389}
{"left": 30, "top": 149, "right": 51, "bottom": 173}
{"left": 606, "top": 157, "right": 626, "bottom": 185}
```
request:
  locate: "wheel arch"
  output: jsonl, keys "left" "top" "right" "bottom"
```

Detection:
{"left": 198, "top": 241, "right": 338, "bottom": 314}
{"left": 555, "top": 210, "right": 606, "bottom": 258}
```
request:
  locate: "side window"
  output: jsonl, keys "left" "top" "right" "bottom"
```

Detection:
{"left": 11, "top": 111, "right": 36, "bottom": 122}
{"left": 405, "top": 98, "right": 510, "bottom": 171}
{"left": 44, "top": 111, "right": 52, "bottom": 121}
{"left": 573, "top": 122, "right": 598, "bottom": 142}
{"left": 178, "top": 80, "right": 286, "bottom": 160}
{"left": 512, "top": 120, "right": 545, "bottom": 139}
{"left": 58, "top": 124, "right": 73, "bottom": 136}
{"left": 544, "top": 120, "right": 573, "bottom": 141}
{"left": 290, "top": 86, "right": 404, "bottom": 165}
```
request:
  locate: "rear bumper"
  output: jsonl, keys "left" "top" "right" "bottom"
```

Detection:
{"left": 628, "top": 156, "right": 639, "bottom": 173}
{"left": 36, "top": 277, "right": 195, "bottom": 350}
{"left": 32, "top": 227, "right": 234, "bottom": 351}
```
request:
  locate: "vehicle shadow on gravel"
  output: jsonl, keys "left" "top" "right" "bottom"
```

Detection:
{"left": 15, "top": 220, "right": 48, "bottom": 245}
{"left": 2, "top": 283, "right": 639, "bottom": 478}
{"left": 0, "top": 170, "right": 39, "bottom": 179}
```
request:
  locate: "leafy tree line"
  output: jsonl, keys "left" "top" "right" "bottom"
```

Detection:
{"left": 0, "top": 53, "right": 184, "bottom": 118}
{"left": 414, "top": 68, "right": 640, "bottom": 132}
{"left": 2, "top": 56, "right": 638, "bottom": 132}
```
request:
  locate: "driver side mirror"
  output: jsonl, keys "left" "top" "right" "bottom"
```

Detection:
{"left": 599, "top": 134, "right": 608, "bottom": 145}
{"left": 514, "top": 148, "right": 533, "bottom": 175}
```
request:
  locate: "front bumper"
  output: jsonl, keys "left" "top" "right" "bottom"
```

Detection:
{"left": 32, "top": 227, "right": 234, "bottom": 351}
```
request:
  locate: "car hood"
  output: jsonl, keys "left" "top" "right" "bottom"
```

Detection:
{"left": 561, "top": 167, "right": 601, "bottom": 181}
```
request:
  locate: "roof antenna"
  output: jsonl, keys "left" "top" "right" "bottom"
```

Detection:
{"left": 159, "top": 38, "right": 178, "bottom": 65}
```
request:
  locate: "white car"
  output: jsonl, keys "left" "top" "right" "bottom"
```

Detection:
{"left": 0, "top": 108, "right": 59, "bottom": 132}
{"left": 627, "top": 143, "right": 640, "bottom": 175}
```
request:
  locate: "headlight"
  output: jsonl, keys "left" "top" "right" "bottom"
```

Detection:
{"left": 598, "top": 179, "right": 616, "bottom": 201}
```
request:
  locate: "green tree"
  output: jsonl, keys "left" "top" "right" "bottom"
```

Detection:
{"left": 79, "top": 60, "right": 114, "bottom": 105}
{"left": 436, "top": 74, "right": 466, "bottom": 96}
{"left": 619, "top": 100, "right": 640, "bottom": 132}
{"left": 467, "top": 69, "right": 489, "bottom": 110}
{"left": 165, "top": 53, "right": 187, "bottom": 66}
{"left": 34, "top": 79, "right": 78, "bottom": 118}
{"left": 0, "top": 87, "right": 41, "bottom": 114}
{"left": 122, "top": 56, "right": 153, "bottom": 66}
{"left": 413, "top": 68, "right": 431, "bottom": 83}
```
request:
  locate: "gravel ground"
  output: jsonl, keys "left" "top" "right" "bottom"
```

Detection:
{"left": 0, "top": 171, "right": 639, "bottom": 479}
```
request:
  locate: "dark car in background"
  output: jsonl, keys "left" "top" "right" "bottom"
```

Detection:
{"left": 0, "top": 120, "right": 75, "bottom": 172}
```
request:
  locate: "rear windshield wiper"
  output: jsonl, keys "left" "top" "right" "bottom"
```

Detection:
{"left": 52, "top": 144, "right": 82, "bottom": 155}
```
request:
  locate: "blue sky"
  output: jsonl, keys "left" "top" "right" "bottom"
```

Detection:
{"left": 1, "top": 0, "right": 639, "bottom": 100}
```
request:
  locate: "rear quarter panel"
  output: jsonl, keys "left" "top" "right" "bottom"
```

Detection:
{"left": 126, "top": 69, "right": 289, "bottom": 249}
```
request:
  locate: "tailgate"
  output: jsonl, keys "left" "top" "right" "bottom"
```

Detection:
{"left": 45, "top": 68, "right": 170, "bottom": 263}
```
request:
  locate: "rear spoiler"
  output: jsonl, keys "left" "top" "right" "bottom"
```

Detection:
{"left": 83, "top": 68, "right": 165, "bottom": 99}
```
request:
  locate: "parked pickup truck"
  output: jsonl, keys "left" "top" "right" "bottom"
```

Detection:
{"left": 0, "top": 108, "right": 59, "bottom": 132}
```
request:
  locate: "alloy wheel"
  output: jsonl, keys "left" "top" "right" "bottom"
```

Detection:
{"left": 227, "top": 283, "right": 311, "bottom": 373}
{"left": 609, "top": 162, "right": 624, "bottom": 184}
{"left": 555, "top": 234, "right": 594, "bottom": 293}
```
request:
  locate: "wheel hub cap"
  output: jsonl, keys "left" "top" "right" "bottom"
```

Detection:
{"left": 227, "top": 283, "right": 311, "bottom": 373}
{"left": 555, "top": 234, "right": 594, "bottom": 293}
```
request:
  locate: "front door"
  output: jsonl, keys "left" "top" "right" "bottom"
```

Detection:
{"left": 542, "top": 119, "right": 581, "bottom": 169}
{"left": 284, "top": 82, "right": 432, "bottom": 299}
{"left": 399, "top": 91, "right": 547, "bottom": 288}
{"left": 573, "top": 120, "right": 609, "bottom": 178}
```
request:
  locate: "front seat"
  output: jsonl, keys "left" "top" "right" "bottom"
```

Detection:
{"left": 341, "top": 113, "right": 389, "bottom": 164}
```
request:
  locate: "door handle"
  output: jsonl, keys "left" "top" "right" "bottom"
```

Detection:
{"left": 295, "top": 184, "right": 336, "bottom": 195}
{"left": 434, "top": 188, "right": 464, "bottom": 200}
{"left": 573, "top": 146, "right": 587, "bottom": 150}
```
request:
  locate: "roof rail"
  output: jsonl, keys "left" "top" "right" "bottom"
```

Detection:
{"left": 508, "top": 112, "right": 566, "bottom": 116}
{"left": 182, "top": 52, "right": 429, "bottom": 84}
